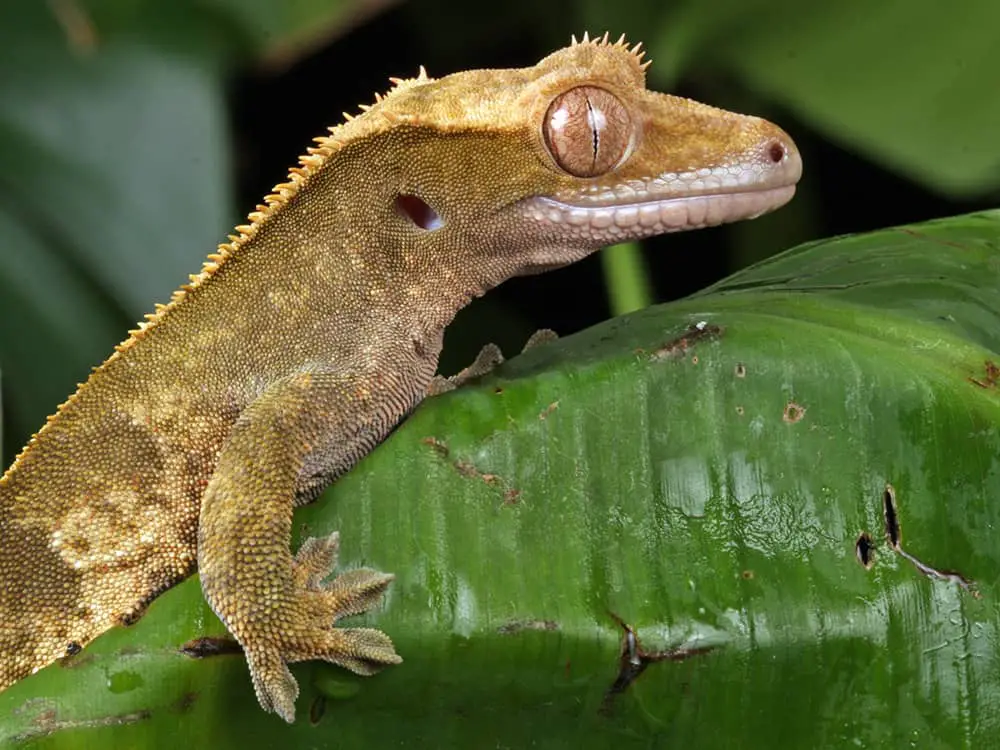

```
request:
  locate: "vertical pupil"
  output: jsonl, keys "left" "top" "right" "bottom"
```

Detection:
{"left": 543, "top": 86, "right": 630, "bottom": 177}
{"left": 585, "top": 98, "right": 599, "bottom": 168}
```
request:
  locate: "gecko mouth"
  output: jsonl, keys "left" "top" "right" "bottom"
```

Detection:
{"left": 522, "top": 185, "right": 797, "bottom": 243}
{"left": 521, "top": 129, "right": 803, "bottom": 244}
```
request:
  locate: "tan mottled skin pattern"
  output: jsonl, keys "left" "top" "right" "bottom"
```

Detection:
{"left": 0, "top": 35, "right": 801, "bottom": 721}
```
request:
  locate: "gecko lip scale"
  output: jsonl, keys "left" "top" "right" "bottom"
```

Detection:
{"left": 522, "top": 185, "right": 797, "bottom": 242}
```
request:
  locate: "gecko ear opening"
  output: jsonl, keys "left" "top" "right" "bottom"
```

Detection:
{"left": 395, "top": 194, "right": 444, "bottom": 231}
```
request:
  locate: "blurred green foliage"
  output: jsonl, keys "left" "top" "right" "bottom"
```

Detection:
{"left": 0, "top": 1, "right": 999, "bottom": 744}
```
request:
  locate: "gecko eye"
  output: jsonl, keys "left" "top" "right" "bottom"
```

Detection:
{"left": 543, "top": 86, "right": 631, "bottom": 177}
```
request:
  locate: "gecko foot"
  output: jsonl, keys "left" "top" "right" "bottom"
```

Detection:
{"left": 428, "top": 343, "right": 504, "bottom": 395}
{"left": 245, "top": 531, "right": 401, "bottom": 723}
{"left": 427, "top": 330, "right": 559, "bottom": 396}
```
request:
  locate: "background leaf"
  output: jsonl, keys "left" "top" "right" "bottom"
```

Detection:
{"left": 0, "top": 0, "right": 233, "bottom": 441}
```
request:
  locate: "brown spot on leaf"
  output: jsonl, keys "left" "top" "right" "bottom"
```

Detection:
{"left": 14, "top": 706, "right": 151, "bottom": 743}
{"left": 31, "top": 706, "right": 59, "bottom": 727}
{"left": 898, "top": 227, "right": 967, "bottom": 251}
{"left": 49, "top": 0, "right": 99, "bottom": 55}
{"left": 423, "top": 436, "right": 522, "bottom": 505}
{"left": 734, "top": 363, "right": 747, "bottom": 378}
{"left": 783, "top": 402, "right": 806, "bottom": 424}
{"left": 497, "top": 619, "right": 560, "bottom": 635}
{"left": 883, "top": 485, "right": 900, "bottom": 548}
{"left": 59, "top": 647, "right": 97, "bottom": 672}
{"left": 452, "top": 461, "right": 479, "bottom": 479}
{"left": 650, "top": 322, "right": 723, "bottom": 362}
{"left": 310, "top": 695, "right": 327, "bottom": 725}
{"left": 179, "top": 636, "right": 242, "bottom": 658}
{"left": 172, "top": 692, "right": 198, "bottom": 714}
{"left": 421, "top": 436, "right": 450, "bottom": 459}
{"left": 968, "top": 360, "right": 1000, "bottom": 389}
{"left": 539, "top": 401, "right": 560, "bottom": 420}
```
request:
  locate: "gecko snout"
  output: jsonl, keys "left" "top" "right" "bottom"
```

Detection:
{"left": 755, "top": 123, "right": 803, "bottom": 189}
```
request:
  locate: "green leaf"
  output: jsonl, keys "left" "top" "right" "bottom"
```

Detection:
{"left": 197, "top": 0, "right": 394, "bottom": 64}
{"left": 4, "top": 211, "right": 999, "bottom": 747}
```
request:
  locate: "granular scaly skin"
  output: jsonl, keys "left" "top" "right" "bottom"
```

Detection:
{"left": 0, "top": 34, "right": 801, "bottom": 722}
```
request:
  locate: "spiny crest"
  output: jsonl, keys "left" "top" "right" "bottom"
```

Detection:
{"left": 569, "top": 31, "right": 651, "bottom": 71}
{"left": 107, "top": 64, "right": 438, "bottom": 361}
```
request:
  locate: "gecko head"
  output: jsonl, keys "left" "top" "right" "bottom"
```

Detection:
{"left": 346, "top": 33, "right": 801, "bottom": 281}
{"left": 514, "top": 36, "right": 803, "bottom": 268}
{"left": 497, "top": 34, "right": 803, "bottom": 273}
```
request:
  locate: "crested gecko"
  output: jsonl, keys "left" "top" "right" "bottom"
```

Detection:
{"left": 0, "top": 33, "right": 802, "bottom": 722}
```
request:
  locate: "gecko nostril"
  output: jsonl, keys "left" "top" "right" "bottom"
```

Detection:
{"left": 395, "top": 194, "right": 444, "bottom": 230}
{"left": 766, "top": 140, "right": 786, "bottom": 164}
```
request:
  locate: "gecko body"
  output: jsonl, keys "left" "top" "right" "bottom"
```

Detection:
{"left": 0, "top": 34, "right": 801, "bottom": 721}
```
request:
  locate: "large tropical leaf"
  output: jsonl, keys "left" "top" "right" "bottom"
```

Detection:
{"left": 2, "top": 211, "right": 998, "bottom": 747}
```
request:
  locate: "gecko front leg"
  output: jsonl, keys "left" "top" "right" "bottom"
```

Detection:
{"left": 197, "top": 368, "right": 401, "bottom": 722}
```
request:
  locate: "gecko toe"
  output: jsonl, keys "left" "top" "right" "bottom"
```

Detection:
{"left": 292, "top": 531, "right": 341, "bottom": 590}
{"left": 522, "top": 328, "right": 559, "bottom": 351}
{"left": 321, "top": 568, "right": 395, "bottom": 619}
{"left": 292, "top": 533, "right": 394, "bottom": 619}
{"left": 241, "top": 569, "right": 396, "bottom": 722}
{"left": 248, "top": 648, "right": 300, "bottom": 723}
{"left": 293, "top": 626, "right": 401, "bottom": 675}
